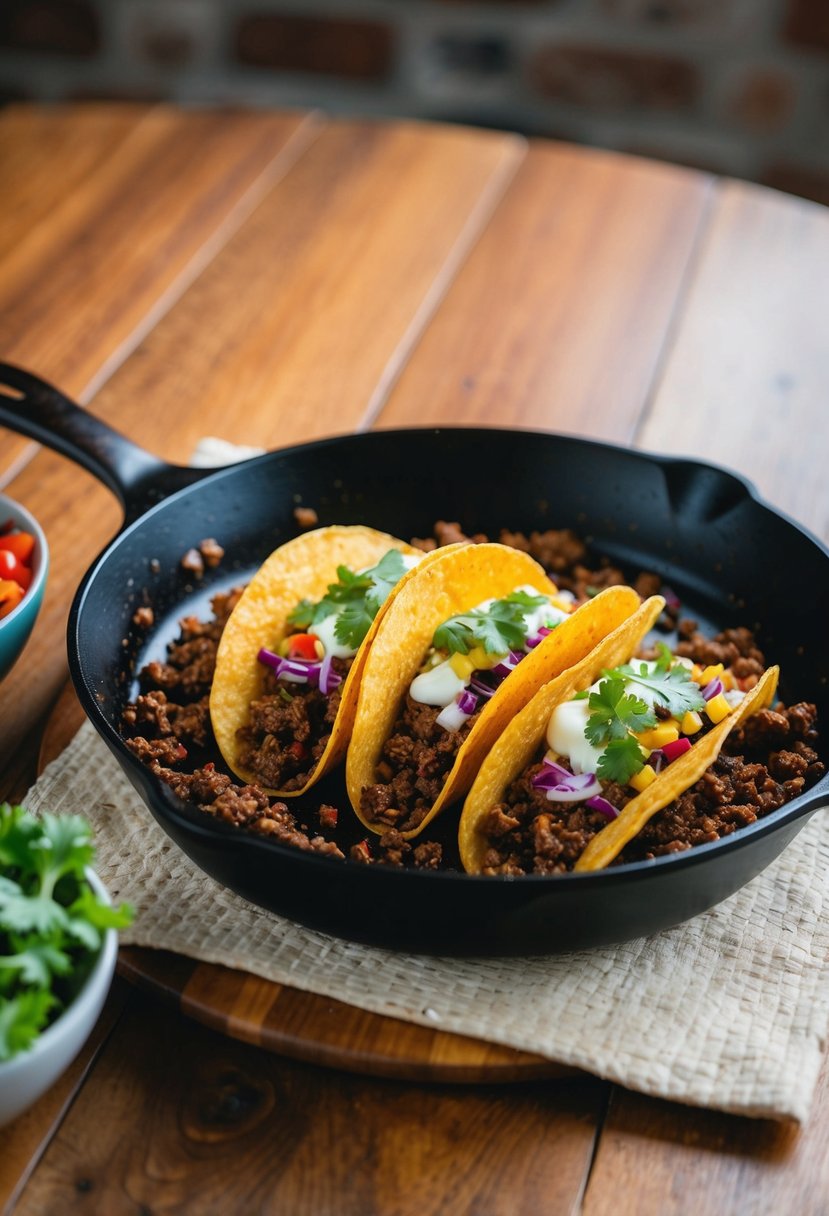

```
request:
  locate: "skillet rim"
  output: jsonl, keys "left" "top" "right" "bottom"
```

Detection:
{"left": 67, "top": 425, "right": 829, "bottom": 888}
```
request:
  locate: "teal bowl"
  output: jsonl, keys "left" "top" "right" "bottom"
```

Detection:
{"left": 0, "top": 493, "right": 48, "bottom": 681}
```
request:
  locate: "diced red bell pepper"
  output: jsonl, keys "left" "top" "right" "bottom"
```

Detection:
{"left": 0, "top": 549, "right": 31, "bottom": 590}
{"left": 287, "top": 633, "right": 319, "bottom": 660}
{"left": 0, "top": 579, "right": 24, "bottom": 619}
{"left": 0, "top": 531, "right": 35, "bottom": 564}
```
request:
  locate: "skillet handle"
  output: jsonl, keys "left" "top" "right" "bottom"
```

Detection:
{"left": 0, "top": 363, "right": 205, "bottom": 521}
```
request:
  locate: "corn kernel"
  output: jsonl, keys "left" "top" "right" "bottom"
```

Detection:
{"left": 721, "top": 669, "right": 734, "bottom": 690}
{"left": 278, "top": 637, "right": 292, "bottom": 657}
{"left": 629, "top": 764, "right": 657, "bottom": 793}
{"left": 550, "top": 595, "right": 572, "bottom": 614}
{"left": 705, "top": 693, "right": 732, "bottom": 724}
{"left": 691, "top": 664, "right": 704, "bottom": 683}
{"left": 700, "top": 663, "right": 724, "bottom": 686}
{"left": 449, "top": 652, "right": 475, "bottom": 679}
{"left": 468, "top": 645, "right": 498, "bottom": 671}
{"left": 681, "top": 710, "right": 703, "bottom": 735}
{"left": 637, "top": 724, "right": 680, "bottom": 749}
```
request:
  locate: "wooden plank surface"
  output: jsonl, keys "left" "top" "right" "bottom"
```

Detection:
{"left": 376, "top": 143, "right": 712, "bottom": 439}
{"left": 0, "top": 120, "right": 522, "bottom": 789}
{"left": 86, "top": 120, "right": 523, "bottom": 460}
{"left": 0, "top": 106, "right": 317, "bottom": 404}
{"left": 0, "top": 980, "right": 130, "bottom": 1216}
{"left": 637, "top": 180, "right": 829, "bottom": 542}
{"left": 0, "top": 104, "right": 151, "bottom": 481}
{"left": 583, "top": 1050, "right": 829, "bottom": 1214}
{"left": 12, "top": 992, "right": 606, "bottom": 1216}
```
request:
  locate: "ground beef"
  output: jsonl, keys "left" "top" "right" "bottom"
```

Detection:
{"left": 478, "top": 764, "right": 632, "bottom": 876}
{"left": 236, "top": 657, "right": 352, "bottom": 791}
{"left": 198, "top": 537, "right": 225, "bottom": 568}
{"left": 360, "top": 695, "right": 479, "bottom": 833}
{"left": 479, "top": 703, "right": 824, "bottom": 874}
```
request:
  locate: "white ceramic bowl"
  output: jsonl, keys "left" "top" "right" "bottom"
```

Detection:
{"left": 0, "top": 870, "right": 117, "bottom": 1127}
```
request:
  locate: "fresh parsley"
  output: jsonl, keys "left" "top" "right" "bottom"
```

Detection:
{"left": 286, "top": 550, "right": 409, "bottom": 650}
{"left": 433, "top": 591, "right": 549, "bottom": 656}
{"left": 0, "top": 804, "right": 133, "bottom": 1062}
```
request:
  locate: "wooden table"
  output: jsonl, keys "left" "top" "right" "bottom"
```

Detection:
{"left": 1, "top": 104, "right": 827, "bottom": 1214}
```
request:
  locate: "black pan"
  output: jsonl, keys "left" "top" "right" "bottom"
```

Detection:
{"left": 1, "top": 363, "right": 827, "bottom": 955}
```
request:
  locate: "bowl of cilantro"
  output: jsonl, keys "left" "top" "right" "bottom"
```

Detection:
{"left": 0, "top": 804, "right": 133, "bottom": 1127}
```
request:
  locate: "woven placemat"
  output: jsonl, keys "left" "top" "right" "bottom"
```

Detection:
{"left": 25, "top": 721, "right": 829, "bottom": 1122}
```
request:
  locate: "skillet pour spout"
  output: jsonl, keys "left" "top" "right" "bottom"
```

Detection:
{"left": 1, "top": 361, "right": 828, "bottom": 955}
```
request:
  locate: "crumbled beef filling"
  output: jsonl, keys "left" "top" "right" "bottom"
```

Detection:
{"left": 477, "top": 624, "right": 823, "bottom": 876}
{"left": 360, "top": 695, "right": 480, "bottom": 833}
{"left": 122, "top": 530, "right": 823, "bottom": 874}
{"left": 235, "top": 657, "right": 353, "bottom": 792}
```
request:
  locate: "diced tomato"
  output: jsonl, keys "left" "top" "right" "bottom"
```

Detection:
{"left": 287, "top": 633, "right": 319, "bottom": 660}
{"left": 0, "top": 549, "right": 31, "bottom": 590}
{"left": 0, "top": 579, "right": 24, "bottom": 620}
{"left": 287, "top": 741, "right": 307, "bottom": 761}
{"left": 0, "top": 531, "right": 35, "bottom": 564}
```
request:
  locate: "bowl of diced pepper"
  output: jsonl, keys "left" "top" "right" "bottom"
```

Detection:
{"left": 0, "top": 493, "right": 48, "bottom": 681}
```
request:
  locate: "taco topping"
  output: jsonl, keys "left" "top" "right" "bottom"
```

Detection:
{"left": 228, "top": 548, "right": 422, "bottom": 792}
{"left": 410, "top": 586, "right": 575, "bottom": 724}
{"left": 286, "top": 550, "right": 422, "bottom": 659}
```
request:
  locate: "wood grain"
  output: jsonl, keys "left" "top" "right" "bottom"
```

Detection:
{"left": 637, "top": 180, "right": 829, "bottom": 542}
{"left": 375, "top": 143, "right": 713, "bottom": 439}
{"left": 0, "top": 979, "right": 130, "bottom": 1216}
{"left": 39, "top": 683, "right": 569, "bottom": 1085}
{"left": 0, "top": 104, "right": 150, "bottom": 481}
{"left": 0, "top": 119, "right": 521, "bottom": 786}
{"left": 13, "top": 992, "right": 606, "bottom": 1216}
{"left": 85, "top": 120, "right": 524, "bottom": 462}
{"left": 583, "top": 1049, "right": 829, "bottom": 1215}
{"left": 0, "top": 106, "right": 317, "bottom": 404}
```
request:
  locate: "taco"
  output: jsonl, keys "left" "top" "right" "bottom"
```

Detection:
{"left": 346, "top": 542, "right": 642, "bottom": 838}
{"left": 459, "top": 595, "right": 780, "bottom": 874}
{"left": 210, "top": 525, "right": 451, "bottom": 796}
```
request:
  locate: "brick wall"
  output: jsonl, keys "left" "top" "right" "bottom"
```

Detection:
{"left": 1, "top": 0, "right": 828, "bottom": 204}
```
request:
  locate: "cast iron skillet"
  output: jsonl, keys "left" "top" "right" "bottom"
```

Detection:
{"left": 1, "top": 363, "right": 827, "bottom": 956}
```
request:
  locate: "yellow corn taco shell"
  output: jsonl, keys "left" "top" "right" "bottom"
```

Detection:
{"left": 459, "top": 595, "right": 665, "bottom": 872}
{"left": 574, "top": 665, "right": 779, "bottom": 871}
{"left": 459, "top": 595, "right": 780, "bottom": 874}
{"left": 346, "top": 542, "right": 642, "bottom": 839}
{"left": 211, "top": 526, "right": 450, "bottom": 796}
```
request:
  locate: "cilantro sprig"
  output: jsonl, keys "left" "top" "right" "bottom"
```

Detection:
{"left": 433, "top": 590, "right": 550, "bottom": 656}
{"left": 0, "top": 804, "right": 133, "bottom": 1062}
{"left": 581, "top": 649, "right": 705, "bottom": 785}
{"left": 287, "top": 550, "right": 409, "bottom": 650}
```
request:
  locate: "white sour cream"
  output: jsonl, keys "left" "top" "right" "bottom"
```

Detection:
{"left": 546, "top": 656, "right": 697, "bottom": 775}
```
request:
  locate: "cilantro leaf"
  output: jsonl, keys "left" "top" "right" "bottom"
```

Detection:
{"left": 597, "top": 737, "right": 648, "bottom": 784}
{"left": 432, "top": 593, "right": 545, "bottom": 656}
{"left": 287, "top": 550, "right": 409, "bottom": 650}
{"left": 585, "top": 677, "right": 656, "bottom": 747}
{"left": 363, "top": 550, "right": 407, "bottom": 616}
{"left": 613, "top": 659, "right": 705, "bottom": 719}
{"left": 333, "top": 599, "right": 375, "bottom": 650}
{"left": 0, "top": 988, "right": 54, "bottom": 1061}
{"left": 0, "top": 804, "right": 134, "bottom": 1063}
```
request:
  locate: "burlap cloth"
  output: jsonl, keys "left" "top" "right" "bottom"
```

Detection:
{"left": 25, "top": 722, "right": 829, "bottom": 1123}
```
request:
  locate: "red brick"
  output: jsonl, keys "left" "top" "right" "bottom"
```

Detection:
{"left": 784, "top": 0, "right": 829, "bottom": 52}
{"left": 600, "top": 0, "right": 746, "bottom": 28}
{"left": 235, "top": 13, "right": 393, "bottom": 80}
{"left": 0, "top": 0, "right": 99, "bottom": 56}
{"left": 531, "top": 45, "right": 698, "bottom": 110}
{"left": 727, "top": 69, "right": 795, "bottom": 133}
{"left": 762, "top": 162, "right": 829, "bottom": 208}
